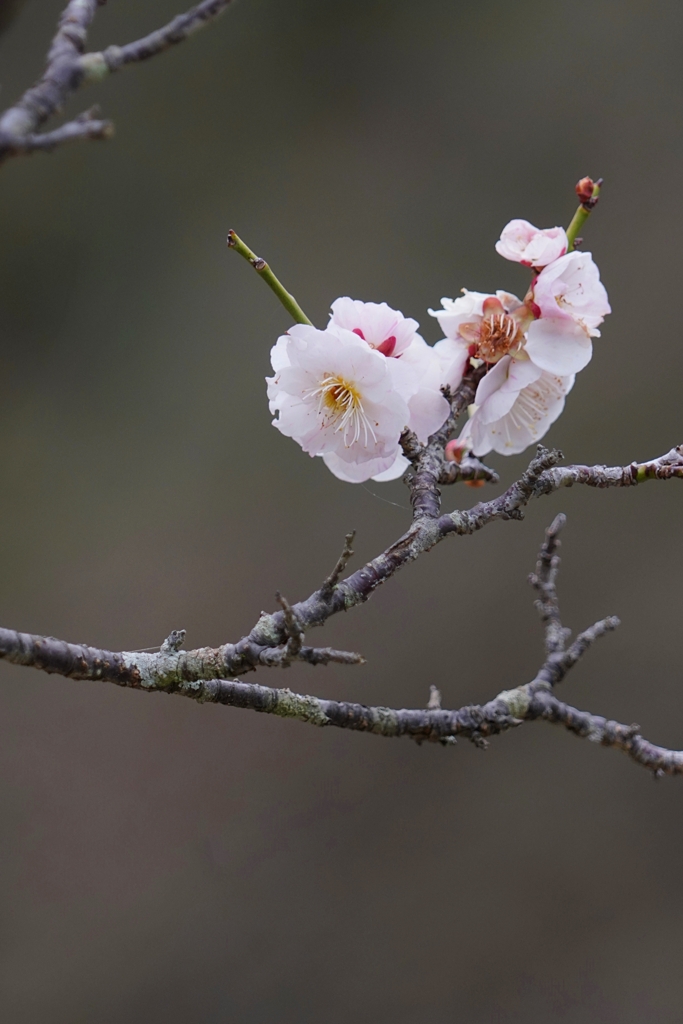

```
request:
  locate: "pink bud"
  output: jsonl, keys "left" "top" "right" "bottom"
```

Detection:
{"left": 575, "top": 176, "right": 602, "bottom": 208}
{"left": 445, "top": 438, "right": 470, "bottom": 464}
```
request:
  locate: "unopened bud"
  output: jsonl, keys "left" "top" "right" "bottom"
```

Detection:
{"left": 445, "top": 438, "right": 471, "bottom": 464}
{"left": 465, "top": 479, "right": 486, "bottom": 489}
{"left": 575, "top": 176, "right": 595, "bottom": 203}
{"left": 575, "top": 176, "right": 602, "bottom": 208}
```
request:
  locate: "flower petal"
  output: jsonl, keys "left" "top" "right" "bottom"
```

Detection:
{"left": 322, "top": 450, "right": 407, "bottom": 482}
{"left": 525, "top": 318, "right": 593, "bottom": 375}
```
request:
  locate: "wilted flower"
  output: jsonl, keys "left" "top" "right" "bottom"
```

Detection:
{"left": 495, "top": 219, "right": 568, "bottom": 268}
{"left": 430, "top": 289, "right": 534, "bottom": 372}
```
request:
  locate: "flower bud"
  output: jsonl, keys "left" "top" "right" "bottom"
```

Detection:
{"left": 575, "top": 176, "right": 595, "bottom": 202}
{"left": 575, "top": 176, "right": 602, "bottom": 208}
{"left": 445, "top": 438, "right": 471, "bottom": 464}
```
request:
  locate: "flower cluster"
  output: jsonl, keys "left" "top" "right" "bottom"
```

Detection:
{"left": 431, "top": 222, "right": 609, "bottom": 456}
{"left": 267, "top": 218, "right": 610, "bottom": 480}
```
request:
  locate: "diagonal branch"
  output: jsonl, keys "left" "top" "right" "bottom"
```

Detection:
{"left": 0, "top": 446, "right": 679, "bottom": 698}
{"left": 96, "top": 0, "right": 236, "bottom": 70}
{"left": 0, "top": 0, "right": 236, "bottom": 165}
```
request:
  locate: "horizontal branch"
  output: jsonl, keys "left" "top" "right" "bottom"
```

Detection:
{"left": 85, "top": 673, "right": 681, "bottom": 776}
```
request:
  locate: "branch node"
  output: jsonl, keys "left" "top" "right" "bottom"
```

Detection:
{"left": 160, "top": 629, "right": 186, "bottom": 654}
{"left": 427, "top": 685, "right": 442, "bottom": 710}
{"left": 469, "top": 732, "right": 489, "bottom": 750}
{"left": 275, "top": 592, "right": 304, "bottom": 664}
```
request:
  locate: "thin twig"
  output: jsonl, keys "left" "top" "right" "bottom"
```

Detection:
{"left": 528, "top": 512, "right": 570, "bottom": 655}
{"left": 1, "top": 495, "right": 682, "bottom": 773}
{"left": 321, "top": 533, "right": 356, "bottom": 595}
{"left": 227, "top": 230, "right": 313, "bottom": 325}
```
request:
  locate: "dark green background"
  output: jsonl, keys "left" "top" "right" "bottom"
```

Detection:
{"left": 0, "top": 1, "right": 681, "bottom": 1020}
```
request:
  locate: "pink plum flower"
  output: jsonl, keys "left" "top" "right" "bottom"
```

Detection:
{"left": 531, "top": 250, "right": 610, "bottom": 337}
{"left": 495, "top": 219, "right": 568, "bottom": 268}
{"left": 458, "top": 356, "right": 574, "bottom": 457}
{"left": 329, "top": 297, "right": 419, "bottom": 358}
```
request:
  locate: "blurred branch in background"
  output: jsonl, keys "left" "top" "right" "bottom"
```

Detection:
{"left": 0, "top": 0, "right": 236, "bottom": 164}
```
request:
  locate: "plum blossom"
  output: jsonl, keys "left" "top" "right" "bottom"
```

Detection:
{"left": 267, "top": 325, "right": 409, "bottom": 480}
{"left": 532, "top": 250, "right": 610, "bottom": 337}
{"left": 319, "top": 298, "right": 450, "bottom": 481}
{"left": 329, "top": 297, "right": 419, "bottom": 358}
{"left": 328, "top": 298, "right": 449, "bottom": 441}
{"left": 458, "top": 356, "right": 574, "bottom": 457}
{"left": 430, "top": 249, "right": 609, "bottom": 382}
{"left": 429, "top": 289, "right": 536, "bottom": 377}
{"left": 268, "top": 300, "right": 451, "bottom": 483}
{"left": 495, "top": 219, "right": 568, "bottom": 268}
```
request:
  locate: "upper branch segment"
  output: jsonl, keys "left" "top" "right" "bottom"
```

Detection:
{"left": 0, "top": 0, "right": 235, "bottom": 164}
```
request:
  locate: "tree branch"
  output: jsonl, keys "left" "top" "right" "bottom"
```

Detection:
{"left": 0, "top": 0, "right": 235, "bottom": 165}
{"left": 4, "top": 515, "right": 677, "bottom": 775}
{"left": 402, "top": 367, "right": 487, "bottom": 521}
{"left": 0, "top": 444, "right": 680, "bottom": 713}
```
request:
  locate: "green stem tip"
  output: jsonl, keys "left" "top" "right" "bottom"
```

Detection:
{"left": 227, "top": 230, "right": 313, "bottom": 326}
{"left": 566, "top": 177, "right": 602, "bottom": 252}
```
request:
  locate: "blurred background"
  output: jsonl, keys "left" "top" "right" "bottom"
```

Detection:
{"left": 0, "top": 1, "right": 681, "bottom": 1020}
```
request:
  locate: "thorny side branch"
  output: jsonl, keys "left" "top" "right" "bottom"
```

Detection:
{"left": 0, "top": 0, "right": 235, "bottom": 164}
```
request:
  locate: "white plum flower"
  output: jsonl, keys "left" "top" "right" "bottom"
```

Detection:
{"left": 424, "top": 223, "right": 610, "bottom": 460}
{"left": 495, "top": 219, "right": 568, "bottom": 268}
{"left": 458, "top": 355, "right": 574, "bottom": 457}
{"left": 524, "top": 316, "right": 593, "bottom": 375}
{"left": 328, "top": 298, "right": 450, "bottom": 445}
{"left": 532, "top": 250, "right": 610, "bottom": 337}
{"left": 267, "top": 324, "right": 410, "bottom": 478}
